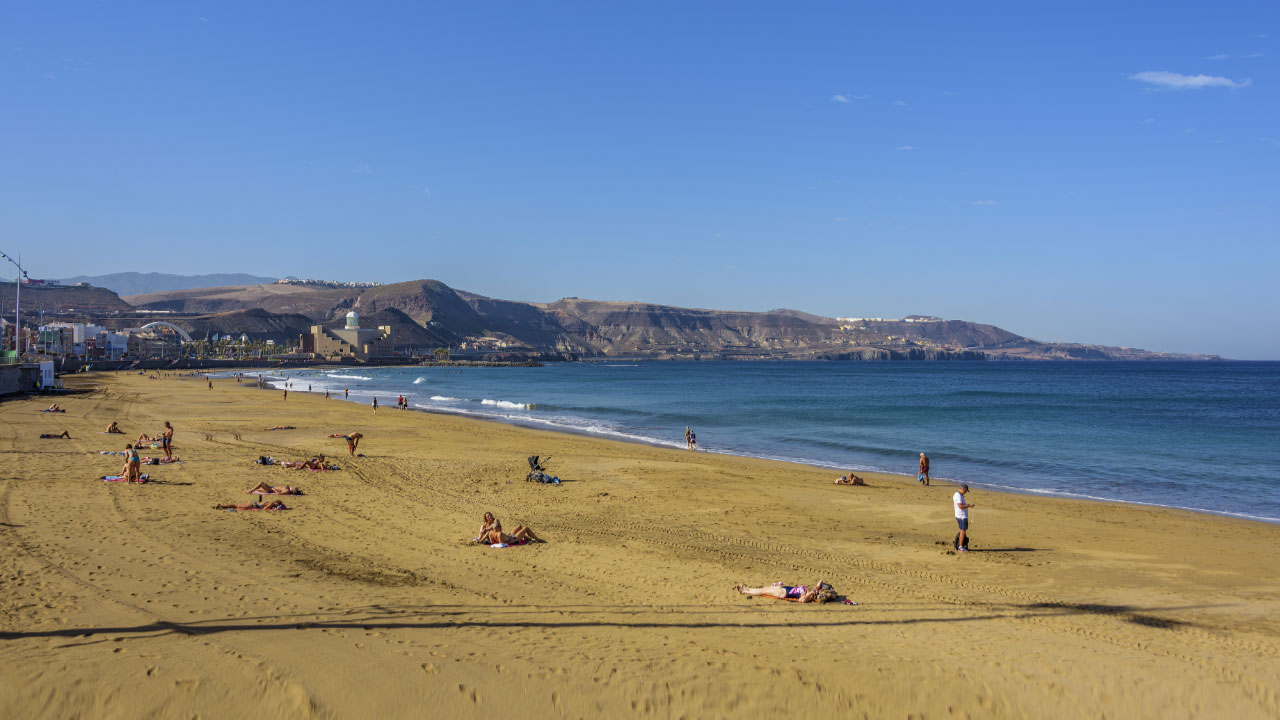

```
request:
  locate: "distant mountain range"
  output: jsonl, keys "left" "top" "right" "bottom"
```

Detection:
{"left": 113, "top": 279, "right": 1220, "bottom": 361}
{"left": 6, "top": 276, "right": 1219, "bottom": 360}
{"left": 55, "top": 272, "right": 278, "bottom": 296}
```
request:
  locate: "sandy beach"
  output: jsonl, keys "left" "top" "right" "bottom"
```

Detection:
{"left": 1, "top": 371, "right": 1277, "bottom": 718}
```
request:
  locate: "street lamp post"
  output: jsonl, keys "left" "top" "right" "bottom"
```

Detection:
{"left": 0, "top": 250, "right": 26, "bottom": 355}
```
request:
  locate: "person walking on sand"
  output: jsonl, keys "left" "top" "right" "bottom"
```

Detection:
{"left": 953, "top": 484, "right": 975, "bottom": 552}
{"left": 208, "top": 377, "right": 212, "bottom": 390}
{"left": 283, "top": 388, "right": 288, "bottom": 402}
{"left": 372, "top": 397, "right": 378, "bottom": 413}
{"left": 344, "top": 387, "right": 349, "bottom": 399}
{"left": 161, "top": 421, "right": 174, "bottom": 461}
{"left": 918, "top": 453, "right": 930, "bottom": 486}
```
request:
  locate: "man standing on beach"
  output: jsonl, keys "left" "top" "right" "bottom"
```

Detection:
{"left": 954, "top": 484, "right": 974, "bottom": 552}
{"left": 372, "top": 397, "right": 378, "bottom": 413}
{"left": 344, "top": 387, "right": 349, "bottom": 398}
{"left": 918, "top": 453, "right": 930, "bottom": 486}
{"left": 161, "top": 421, "right": 174, "bottom": 461}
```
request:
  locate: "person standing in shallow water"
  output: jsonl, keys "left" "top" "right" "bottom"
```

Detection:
{"left": 918, "top": 452, "right": 930, "bottom": 486}
{"left": 372, "top": 397, "right": 378, "bottom": 414}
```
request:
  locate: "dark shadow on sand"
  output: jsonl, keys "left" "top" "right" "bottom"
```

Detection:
{"left": 3, "top": 600, "right": 1223, "bottom": 642}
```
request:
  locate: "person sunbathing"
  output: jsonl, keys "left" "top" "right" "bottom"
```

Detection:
{"left": 44, "top": 404, "right": 64, "bottom": 412}
{"left": 247, "top": 481, "right": 302, "bottom": 495}
{"left": 834, "top": 473, "right": 865, "bottom": 485}
{"left": 475, "top": 512, "right": 544, "bottom": 544}
{"left": 104, "top": 421, "right": 124, "bottom": 434}
{"left": 265, "top": 425, "right": 296, "bottom": 431}
{"left": 39, "top": 430, "right": 71, "bottom": 439}
{"left": 214, "top": 499, "right": 289, "bottom": 511}
{"left": 136, "top": 432, "right": 154, "bottom": 444}
{"left": 281, "top": 454, "right": 335, "bottom": 470}
{"left": 735, "top": 581, "right": 837, "bottom": 603}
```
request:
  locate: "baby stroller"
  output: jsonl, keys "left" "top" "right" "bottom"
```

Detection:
{"left": 526, "top": 455, "right": 560, "bottom": 484}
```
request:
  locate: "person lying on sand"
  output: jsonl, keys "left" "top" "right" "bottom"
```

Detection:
{"left": 265, "top": 425, "right": 296, "bottom": 431}
{"left": 475, "top": 511, "right": 544, "bottom": 544}
{"left": 136, "top": 432, "right": 154, "bottom": 444}
{"left": 735, "top": 581, "right": 838, "bottom": 603}
{"left": 104, "top": 421, "right": 124, "bottom": 434}
{"left": 327, "top": 432, "right": 364, "bottom": 456}
{"left": 280, "top": 454, "right": 338, "bottom": 470}
{"left": 214, "top": 499, "right": 289, "bottom": 511}
{"left": 834, "top": 473, "right": 865, "bottom": 485}
{"left": 39, "top": 430, "right": 71, "bottom": 439}
{"left": 44, "top": 404, "right": 64, "bottom": 413}
{"left": 246, "top": 481, "right": 302, "bottom": 495}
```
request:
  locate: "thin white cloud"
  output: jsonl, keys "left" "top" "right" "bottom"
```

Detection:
{"left": 1130, "top": 71, "right": 1250, "bottom": 90}
{"left": 852, "top": 94, "right": 870, "bottom": 101}
{"left": 831, "top": 94, "right": 850, "bottom": 103}
{"left": 971, "top": 199, "right": 997, "bottom": 206}
{"left": 199, "top": 16, "right": 209, "bottom": 23}
{"left": 892, "top": 100, "right": 907, "bottom": 106}
{"left": 1142, "top": 117, "right": 1156, "bottom": 125}
{"left": 1246, "top": 51, "right": 1264, "bottom": 58}
{"left": 833, "top": 217, "right": 849, "bottom": 222}
{"left": 349, "top": 163, "right": 373, "bottom": 175}
{"left": 1203, "top": 53, "right": 1229, "bottom": 60}
{"left": 895, "top": 145, "right": 915, "bottom": 151}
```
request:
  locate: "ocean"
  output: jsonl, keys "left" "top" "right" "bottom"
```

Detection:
{"left": 244, "top": 361, "right": 1280, "bottom": 523}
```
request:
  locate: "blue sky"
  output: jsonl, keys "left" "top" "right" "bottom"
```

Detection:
{"left": 1, "top": 2, "right": 1276, "bottom": 358}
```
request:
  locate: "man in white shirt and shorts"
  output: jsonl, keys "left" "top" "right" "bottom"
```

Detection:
{"left": 954, "top": 484, "right": 975, "bottom": 552}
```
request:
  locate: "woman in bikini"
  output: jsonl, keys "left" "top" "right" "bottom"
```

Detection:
{"left": 39, "top": 430, "right": 71, "bottom": 439}
{"left": 121, "top": 443, "right": 142, "bottom": 482}
{"left": 475, "top": 512, "right": 544, "bottom": 544}
{"left": 734, "top": 581, "right": 836, "bottom": 603}
{"left": 246, "top": 481, "right": 302, "bottom": 495}
{"left": 214, "top": 499, "right": 289, "bottom": 511}
{"left": 834, "top": 473, "right": 865, "bottom": 485}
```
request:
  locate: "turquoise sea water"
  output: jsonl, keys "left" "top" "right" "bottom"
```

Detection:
{"left": 252, "top": 361, "right": 1280, "bottom": 523}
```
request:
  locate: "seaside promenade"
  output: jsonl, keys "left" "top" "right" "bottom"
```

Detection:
{"left": 1, "top": 373, "right": 1277, "bottom": 718}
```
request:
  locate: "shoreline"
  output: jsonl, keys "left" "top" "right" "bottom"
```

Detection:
{"left": 3, "top": 371, "right": 1277, "bottom": 717}
{"left": 235, "top": 368, "right": 1280, "bottom": 526}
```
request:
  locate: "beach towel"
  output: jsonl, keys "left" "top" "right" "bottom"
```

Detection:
{"left": 481, "top": 539, "right": 529, "bottom": 549}
{"left": 247, "top": 489, "right": 303, "bottom": 495}
{"left": 101, "top": 474, "right": 150, "bottom": 483}
{"left": 224, "top": 506, "right": 288, "bottom": 512}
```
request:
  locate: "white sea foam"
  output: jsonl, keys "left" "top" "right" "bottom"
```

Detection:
{"left": 481, "top": 399, "right": 529, "bottom": 409}
{"left": 325, "top": 373, "right": 372, "bottom": 381}
{"left": 412, "top": 377, "right": 426, "bottom": 384}
{"left": 430, "top": 395, "right": 460, "bottom": 402}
